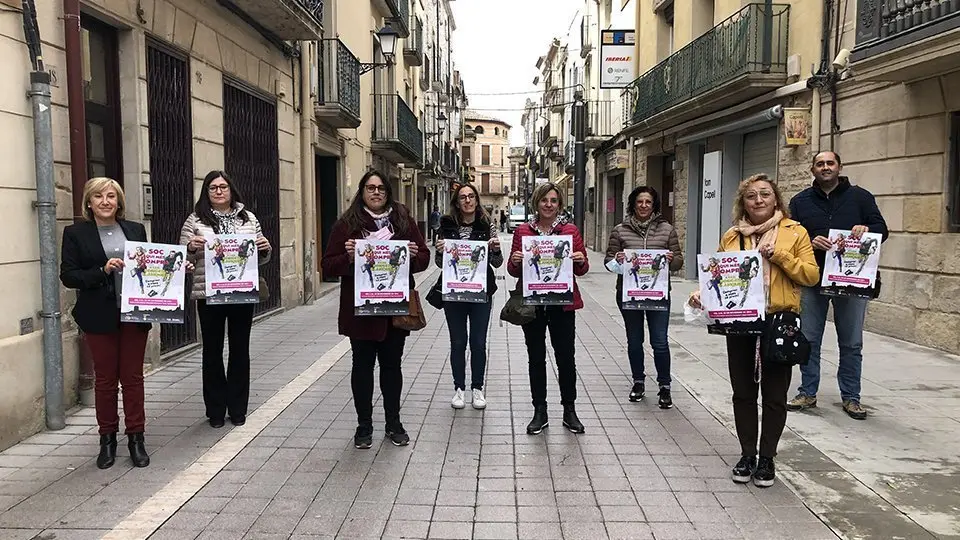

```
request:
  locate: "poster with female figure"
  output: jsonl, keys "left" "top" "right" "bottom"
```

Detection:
{"left": 697, "top": 251, "right": 765, "bottom": 335}
{"left": 522, "top": 235, "right": 574, "bottom": 305}
{"left": 441, "top": 239, "right": 488, "bottom": 303}
{"left": 820, "top": 229, "right": 883, "bottom": 298}
{"left": 354, "top": 239, "right": 411, "bottom": 315}
{"left": 204, "top": 234, "right": 259, "bottom": 304}
{"left": 621, "top": 249, "right": 670, "bottom": 311}
{"left": 120, "top": 242, "right": 187, "bottom": 323}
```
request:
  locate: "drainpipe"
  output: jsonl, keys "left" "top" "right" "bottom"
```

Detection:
{"left": 22, "top": 0, "right": 65, "bottom": 430}
{"left": 300, "top": 41, "right": 316, "bottom": 303}
{"left": 63, "top": 0, "right": 95, "bottom": 406}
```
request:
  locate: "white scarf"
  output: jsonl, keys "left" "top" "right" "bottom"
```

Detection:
{"left": 364, "top": 207, "right": 394, "bottom": 240}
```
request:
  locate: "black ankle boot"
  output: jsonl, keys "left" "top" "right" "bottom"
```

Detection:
{"left": 562, "top": 404, "right": 585, "bottom": 434}
{"left": 97, "top": 433, "right": 117, "bottom": 469}
{"left": 127, "top": 433, "right": 150, "bottom": 468}
{"left": 526, "top": 405, "right": 548, "bottom": 435}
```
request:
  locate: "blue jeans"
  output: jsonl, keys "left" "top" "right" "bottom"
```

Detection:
{"left": 444, "top": 302, "right": 491, "bottom": 390}
{"left": 620, "top": 306, "right": 672, "bottom": 387}
{"left": 798, "top": 288, "right": 868, "bottom": 402}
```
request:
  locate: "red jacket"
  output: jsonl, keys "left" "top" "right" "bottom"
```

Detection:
{"left": 321, "top": 208, "right": 430, "bottom": 341}
{"left": 506, "top": 222, "right": 589, "bottom": 311}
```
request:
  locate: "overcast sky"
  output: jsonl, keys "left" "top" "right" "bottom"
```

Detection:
{"left": 450, "top": 0, "right": 583, "bottom": 146}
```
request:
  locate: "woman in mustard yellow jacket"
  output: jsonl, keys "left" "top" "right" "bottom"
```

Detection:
{"left": 690, "top": 173, "right": 818, "bottom": 488}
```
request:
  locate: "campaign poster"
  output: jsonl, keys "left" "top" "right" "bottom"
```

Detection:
{"left": 441, "top": 239, "right": 488, "bottom": 303}
{"left": 120, "top": 242, "right": 187, "bottom": 324}
{"left": 621, "top": 249, "right": 670, "bottom": 311}
{"left": 522, "top": 235, "right": 574, "bottom": 306}
{"left": 697, "top": 251, "right": 765, "bottom": 335}
{"left": 204, "top": 234, "right": 259, "bottom": 305}
{"left": 354, "top": 239, "right": 411, "bottom": 316}
{"left": 820, "top": 229, "right": 882, "bottom": 299}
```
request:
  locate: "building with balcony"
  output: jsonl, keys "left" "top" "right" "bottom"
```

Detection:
{"left": 0, "top": 0, "right": 322, "bottom": 449}
{"left": 613, "top": 0, "right": 822, "bottom": 283}
{"left": 462, "top": 111, "right": 514, "bottom": 219}
{"left": 818, "top": 0, "right": 960, "bottom": 355}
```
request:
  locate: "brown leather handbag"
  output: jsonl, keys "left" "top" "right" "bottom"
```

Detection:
{"left": 393, "top": 290, "right": 427, "bottom": 331}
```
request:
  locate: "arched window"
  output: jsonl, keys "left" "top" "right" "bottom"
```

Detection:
{"left": 474, "top": 125, "right": 485, "bottom": 135}
{"left": 494, "top": 127, "right": 500, "bottom": 136}
{"left": 464, "top": 124, "right": 473, "bottom": 132}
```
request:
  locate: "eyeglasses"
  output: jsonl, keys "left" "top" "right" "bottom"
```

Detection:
{"left": 365, "top": 185, "right": 387, "bottom": 194}
{"left": 208, "top": 185, "right": 230, "bottom": 193}
{"left": 458, "top": 193, "right": 476, "bottom": 201}
{"left": 744, "top": 191, "right": 774, "bottom": 200}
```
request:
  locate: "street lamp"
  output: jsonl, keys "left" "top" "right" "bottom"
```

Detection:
{"left": 360, "top": 25, "right": 400, "bottom": 75}
{"left": 426, "top": 112, "right": 448, "bottom": 137}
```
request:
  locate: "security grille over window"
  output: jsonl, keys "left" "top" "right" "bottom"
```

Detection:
{"left": 146, "top": 42, "right": 198, "bottom": 354}
{"left": 223, "top": 81, "right": 282, "bottom": 314}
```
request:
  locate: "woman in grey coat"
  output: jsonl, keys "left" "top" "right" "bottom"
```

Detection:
{"left": 604, "top": 186, "right": 683, "bottom": 408}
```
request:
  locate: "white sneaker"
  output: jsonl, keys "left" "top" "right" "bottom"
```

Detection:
{"left": 472, "top": 389, "right": 487, "bottom": 410}
{"left": 451, "top": 389, "right": 465, "bottom": 409}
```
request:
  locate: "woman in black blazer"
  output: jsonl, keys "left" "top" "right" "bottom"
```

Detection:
{"left": 60, "top": 178, "right": 190, "bottom": 469}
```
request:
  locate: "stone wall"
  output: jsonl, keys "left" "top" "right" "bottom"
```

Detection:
{"left": 825, "top": 71, "right": 960, "bottom": 354}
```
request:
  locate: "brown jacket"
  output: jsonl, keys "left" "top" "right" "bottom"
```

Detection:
{"left": 604, "top": 216, "right": 684, "bottom": 271}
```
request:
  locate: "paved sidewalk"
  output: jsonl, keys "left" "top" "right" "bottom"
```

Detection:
{"left": 0, "top": 248, "right": 838, "bottom": 540}
{"left": 582, "top": 248, "right": 960, "bottom": 540}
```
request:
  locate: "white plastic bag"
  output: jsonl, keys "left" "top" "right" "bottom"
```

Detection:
{"left": 683, "top": 301, "right": 707, "bottom": 325}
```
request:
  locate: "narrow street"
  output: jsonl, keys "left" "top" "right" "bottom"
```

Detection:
{"left": 0, "top": 243, "right": 955, "bottom": 540}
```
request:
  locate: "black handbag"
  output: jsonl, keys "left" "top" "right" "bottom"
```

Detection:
{"left": 500, "top": 283, "right": 536, "bottom": 326}
{"left": 760, "top": 311, "right": 810, "bottom": 366}
{"left": 425, "top": 275, "right": 444, "bottom": 309}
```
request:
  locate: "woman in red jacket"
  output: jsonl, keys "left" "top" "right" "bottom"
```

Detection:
{"left": 321, "top": 170, "right": 430, "bottom": 449}
{"left": 507, "top": 182, "right": 590, "bottom": 435}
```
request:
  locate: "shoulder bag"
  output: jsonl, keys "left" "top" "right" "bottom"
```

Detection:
{"left": 500, "top": 281, "right": 536, "bottom": 326}
{"left": 393, "top": 289, "right": 427, "bottom": 331}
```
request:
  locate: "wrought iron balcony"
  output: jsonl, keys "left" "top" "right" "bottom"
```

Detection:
{"left": 564, "top": 140, "right": 575, "bottom": 173}
{"left": 217, "top": 0, "right": 323, "bottom": 39}
{"left": 404, "top": 16, "right": 424, "bottom": 66}
{"left": 315, "top": 39, "right": 361, "bottom": 129}
{"left": 385, "top": 0, "right": 410, "bottom": 37}
{"left": 372, "top": 94, "right": 423, "bottom": 166}
{"left": 625, "top": 3, "right": 790, "bottom": 131}
{"left": 586, "top": 100, "right": 616, "bottom": 146}
{"left": 851, "top": 0, "right": 960, "bottom": 80}
{"left": 581, "top": 13, "right": 595, "bottom": 59}
{"left": 538, "top": 121, "right": 556, "bottom": 148}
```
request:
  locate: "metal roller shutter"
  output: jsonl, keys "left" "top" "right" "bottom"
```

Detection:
{"left": 741, "top": 127, "right": 778, "bottom": 180}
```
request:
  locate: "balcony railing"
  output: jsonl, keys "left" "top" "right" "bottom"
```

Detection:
{"left": 372, "top": 93, "right": 423, "bottom": 165}
{"left": 586, "top": 100, "right": 616, "bottom": 141}
{"left": 625, "top": 3, "right": 790, "bottom": 125}
{"left": 538, "top": 121, "right": 555, "bottom": 148}
{"left": 581, "top": 13, "right": 594, "bottom": 59}
{"left": 387, "top": 0, "right": 410, "bottom": 37}
{"left": 218, "top": 0, "right": 324, "bottom": 39}
{"left": 404, "top": 16, "right": 424, "bottom": 66}
{"left": 856, "top": 0, "right": 960, "bottom": 45}
{"left": 315, "top": 39, "right": 361, "bottom": 128}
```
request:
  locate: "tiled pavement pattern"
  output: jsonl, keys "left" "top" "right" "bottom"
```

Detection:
{"left": 0, "top": 251, "right": 839, "bottom": 539}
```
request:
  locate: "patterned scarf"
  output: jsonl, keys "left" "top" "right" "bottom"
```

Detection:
{"left": 530, "top": 211, "right": 567, "bottom": 235}
{"left": 626, "top": 214, "right": 658, "bottom": 247}
{"left": 733, "top": 210, "right": 782, "bottom": 305}
{"left": 213, "top": 207, "right": 241, "bottom": 234}
{"left": 364, "top": 207, "right": 393, "bottom": 230}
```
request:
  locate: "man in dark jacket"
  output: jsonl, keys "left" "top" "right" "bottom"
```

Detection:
{"left": 787, "top": 151, "right": 888, "bottom": 420}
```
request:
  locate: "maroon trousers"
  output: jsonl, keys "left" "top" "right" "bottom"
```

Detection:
{"left": 84, "top": 323, "right": 148, "bottom": 435}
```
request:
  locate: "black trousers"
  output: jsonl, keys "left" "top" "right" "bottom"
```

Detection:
{"left": 197, "top": 301, "right": 255, "bottom": 421}
{"left": 726, "top": 336, "right": 792, "bottom": 458}
{"left": 522, "top": 306, "right": 578, "bottom": 407}
{"left": 351, "top": 326, "right": 407, "bottom": 430}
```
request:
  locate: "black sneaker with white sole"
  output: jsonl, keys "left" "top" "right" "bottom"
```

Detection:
{"left": 354, "top": 426, "right": 373, "bottom": 449}
{"left": 657, "top": 387, "right": 673, "bottom": 409}
{"left": 385, "top": 425, "right": 410, "bottom": 446}
{"left": 731, "top": 455, "right": 757, "bottom": 484}
{"left": 753, "top": 457, "right": 775, "bottom": 487}
{"left": 628, "top": 382, "right": 645, "bottom": 402}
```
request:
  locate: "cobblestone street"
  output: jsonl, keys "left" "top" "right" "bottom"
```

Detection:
{"left": 0, "top": 247, "right": 955, "bottom": 539}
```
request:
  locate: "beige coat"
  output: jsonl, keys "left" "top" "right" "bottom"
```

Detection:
{"left": 179, "top": 206, "right": 271, "bottom": 301}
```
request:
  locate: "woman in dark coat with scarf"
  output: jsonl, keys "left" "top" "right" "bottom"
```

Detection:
{"left": 321, "top": 170, "right": 430, "bottom": 449}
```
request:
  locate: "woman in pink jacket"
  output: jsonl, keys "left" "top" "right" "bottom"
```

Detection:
{"left": 507, "top": 182, "right": 590, "bottom": 435}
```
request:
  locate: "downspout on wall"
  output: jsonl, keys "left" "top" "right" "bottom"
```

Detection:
{"left": 300, "top": 41, "right": 316, "bottom": 303}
